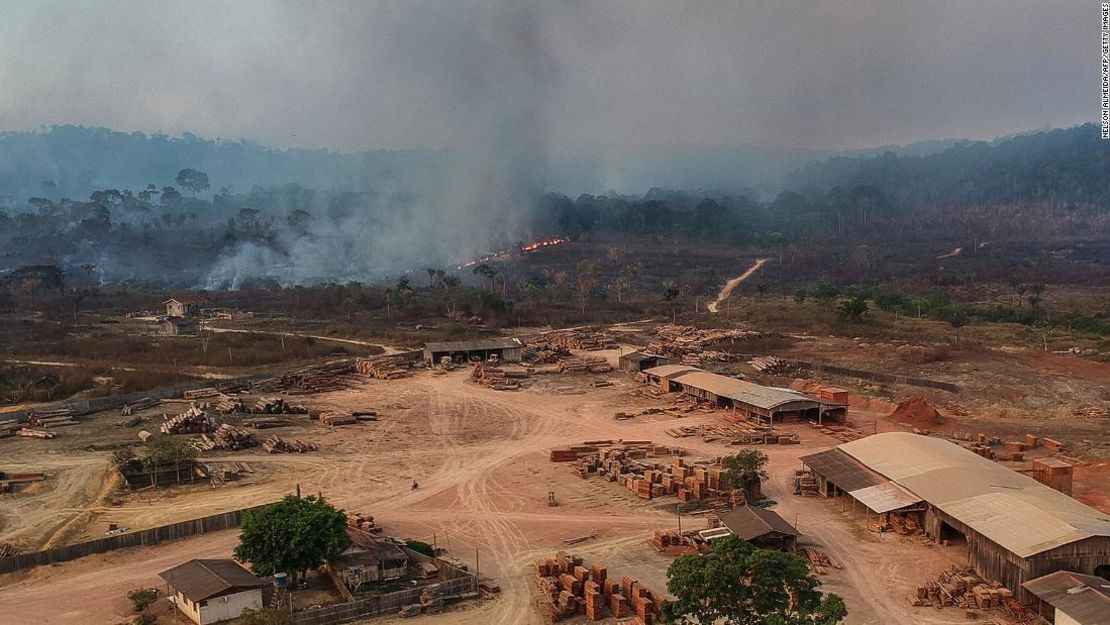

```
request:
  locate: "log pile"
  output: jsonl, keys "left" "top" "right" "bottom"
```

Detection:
{"left": 252, "top": 397, "right": 306, "bottom": 415}
{"left": 647, "top": 324, "right": 757, "bottom": 357}
{"left": 542, "top": 330, "right": 619, "bottom": 351}
{"left": 648, "top": 530, "right": 708, "bottom": 555}
{"left": 1076, "top": 404, "right": 1109, "bottom": 418}
{"left": 354, "top": 356, "right": 411, "bottom": 380}
{"left": 0, "top": 542, "right": 21, "bottom": 558}
{"left": 242, "top": 416, "right": 286, "bottom": 429}
{"left": 17, "top": 428, "right": 55, "bottom": 439}
{"left": 28, "top": 409, "right": 79, "bottom": 428}
{"left": 521, "top": 341, "right": 571, "bottom": 364}
{"left": 279, "top": 361, "right": 356, "bottom": 394}
{"left": 320, "top": 412, "right": 357, "bottom": 426}
{"left": 471, "top": 364, "right": 527, "bottom": 390}
{"left": 664, "top": 421, "right": 776, "bottom": 445}
{"left": 160, "top": 406, "right": 216, "bottom": 434}
{"left": 0, "top": 419, "right": 19, "bottom": 438}
{"left": 183, "top": 388, "right": 221, "bottom": 401}
{"left": 198, "top": 424, "right": 256, "bottom": 451}
{"left": 558, "top": 356, "right": 612, "bottom": 374}
{"left": 261, "top": 436, "right": 316, "bottom": 453}
{"left": 748, "top": 355, "right": 791, "bottom": 374}
{"left": 800, "top": 548, "right": 842, "bottom": 575}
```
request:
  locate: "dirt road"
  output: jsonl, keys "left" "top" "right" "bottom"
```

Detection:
{"left": 706, "top": 258, "right": 769, "bottom": 313}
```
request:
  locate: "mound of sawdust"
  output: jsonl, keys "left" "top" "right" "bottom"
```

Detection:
{"left": 888, "top": 397, "right": 946, "bottom": 427}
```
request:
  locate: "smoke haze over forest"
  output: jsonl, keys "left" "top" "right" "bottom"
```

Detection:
{"left": 0, "top": 1, "right": 1102, "bottom": 287}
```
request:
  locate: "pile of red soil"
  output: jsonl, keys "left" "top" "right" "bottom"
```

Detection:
{"left": 888, "top": 397, "right": 946, "bottom": 427}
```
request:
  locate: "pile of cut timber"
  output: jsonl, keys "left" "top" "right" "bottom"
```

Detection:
{"left": 355, "top": 356, "right": 411, "bottom": 380}
{"left": 261, "top": 436, "right": 316, "bottom": 453}
{"left": 909, "top": 567, "right": 1011, "bottom": 610}
{"left": 542, "top": 330, "right": 618, "bottom": 351}
{"left": 1076, "top": 404, "right": 1109, "bottom": 418}
{"left": 252, "top": 397, "right": 306, "bottom": 414}
{"left": 198, "top": 424, "right": 255, "bottom": 451}
{"left": 242, "top": 416, "right": 286, "bottom": 429}
{"left": 647, "top": 324, "right": 758, "bottom": 356}
{"left": 521, "top": 340, "right": 571, "bottom": 364}
{"left": 279, "top": 361, "right": 356, "bottom": 394}
{"left": 183, "top": 388, "right": 221, "bottom": 401}
{"left": 534, "top": 551, "right": 663, "bottom": 624}
{"left": 28, "top": 409, "right": 78, "bottom": 428}
{"left": 748, "top": 355, "right": 790, "bottom": 374}
{"left": 800, "top": 548, "right": 842, "bottom": 575}
{"left": 121, "top": 398, "right": 161, "bottom": 415}
{"left": 320, "top": 412, "right": 356, "bottom": 426}
{"left": 559, "top": 355, "right": 612, "bottom": 374}
{"left": 161, "top": 406, "right": 216, "bottom": 434}
{"left": 346, "top": 512, "right": 381, "bottom": 534}
{"left": 0, "top": 418, "right": 20, "bottom": 438}
{"left": 471, "top": 364, "right": 527, "bottom": 390}
{"left": 0, "top": 542, "right": 21, "bottom": 558}
{"left": 18, "top": 428, "right": 55, "bottom": 439}
{"left": 648, "top": 529, "right": 708, "bottom": 555}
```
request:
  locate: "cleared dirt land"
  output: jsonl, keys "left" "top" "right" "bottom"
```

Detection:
{"left": 0, "top": 345, "right": 1104, "bottom": 625}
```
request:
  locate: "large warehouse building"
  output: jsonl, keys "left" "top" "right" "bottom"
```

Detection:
{"left": 802, "top": 432, "right": 1110, "bottom": 599}
{"left": 643, "top": 365, "right": 847, "bottom": 425}
{"left": 423, "top": 338, "right": 523, "bottom": 364}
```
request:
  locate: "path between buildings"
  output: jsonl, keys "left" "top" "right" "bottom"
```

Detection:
{"left": 706, "top": 257, "right": 769, "bottom": 313}
{"left": 205, "top": 326, "right": 403, "bottom": 354}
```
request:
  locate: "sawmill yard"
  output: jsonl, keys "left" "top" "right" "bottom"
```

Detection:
{"left": 0, "top": 316, "right": 1108, "bottom": 625}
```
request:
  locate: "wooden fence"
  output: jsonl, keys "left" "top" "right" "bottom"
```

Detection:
{"left": 293, "top": 574, "right": 478, "bottom": 625}
{"left": 0, "top": 503, "right": 273, "bottom": 574}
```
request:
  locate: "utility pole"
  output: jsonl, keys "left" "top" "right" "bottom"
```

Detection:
{"left": 677, "top": 504, "right": 682, "bottom": 535}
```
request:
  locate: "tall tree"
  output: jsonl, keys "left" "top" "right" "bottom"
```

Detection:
{"left": 175, "top": 168, "right": 210, "bottom": 198}
{"left": 234, "top": 495, "right": 349, "bottom": 579}
{"left": 722, "top": 449, "right": 768, "bottom": 499}
{"left": 665, "top": 535, "right": 847, "bottom": 625}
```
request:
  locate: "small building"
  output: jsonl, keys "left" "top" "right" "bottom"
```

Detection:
{"left": 330, "top": 530, "right": 410, "bottom": 596}
{"left": 643, "top": 365, "right": 846, "bottom": 424}
{"left": 162, "top": 318, "right": 199, "bottom": 336}
{"left": 716, "top": 505, "right": 801, "bottom": 552}
{"left": 619, "top": 351, "right": 669, "bottom": 373}
{"left": 165, "top": 296, "right": 207, "bottom": 318}
{"left": 423, "top": 338, "right": 522, "bottom": 364}
{"left": 1022, "top": 570, "right": 1110, "bottom": 625}
{"left": 159, "top": 559, "right": 267, "bottom": 625}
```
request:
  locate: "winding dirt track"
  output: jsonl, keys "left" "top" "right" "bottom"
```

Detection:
{"left": 706, "top": 257, "right": 769, "bottom": 313}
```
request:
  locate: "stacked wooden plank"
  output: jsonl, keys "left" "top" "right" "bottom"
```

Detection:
{"left": 160, "top": 406, "right": 216, "bottom": 434}
{"left": 1076, "top": 404, "right": 1109, "bottom": 418}
{"left": 535, "top": 552, "right": 662, "bottom": 624}
{"left": 648, "top": 324, "right": 757, "bottom": 356}
{"left": 252, "top": 397, "right": 306, "bottom": 414}
{"left": 261, "top": 436, "right": 316, "bottom": 453}
{"left": 355, "top": 356, "right": 411, "bottom": 379}
{"left": 345, "top": 512, "right": 380, "bottom": 533}
{"left": 183, "top": 388, "right": 220, "bottom": 401}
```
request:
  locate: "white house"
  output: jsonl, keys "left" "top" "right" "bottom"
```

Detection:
{"left": 159, "top": 559, "right": 268, "bottom": 625}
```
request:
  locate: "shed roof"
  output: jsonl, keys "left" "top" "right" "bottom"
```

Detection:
{"left": 424, "top": 338, "right": 521, "bottom": 352}
{"left": 159, "top": 559, "right": 266, "bottom": 602}
{"left": 849, "top": 481, "right": 922, "bottom": 514}
{"left": 838, "top": 432, "right": 1110, "bottom": 557}
{"left": 164, "top": 296, "right": 207, "bottom": 305}
{"left": 801, "top": 448, "right": 887, "bottom": 492}
{"left": 647, "top": 366, "right": 827, "bottom": 411}
{"left": 620, "top": 351, "right": 662, "bottom": 362}
{"left": 1022, "top": 570, "right": 1110, "bottom": 625}
{"left": 718, "top": 505, "right": 801, "bottom": 540}
{"left": 643, "top": 364, "right": 701, "bottom": 379}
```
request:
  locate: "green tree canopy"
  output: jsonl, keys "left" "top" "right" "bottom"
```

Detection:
{"left": 234, "top": 495, "right": 350, "bottom": 578}
{"left": 175, "top": 168, "right": 210, "bottom": 197}
{"left": 664, "top": 535, "right": 847, "bottom": 625}
{"left": 722, "top": 449, "right": 768, "bottom": 497}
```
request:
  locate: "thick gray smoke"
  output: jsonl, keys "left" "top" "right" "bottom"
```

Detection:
{"left": 203, "top": 2, "right": 558, "bottom": 287}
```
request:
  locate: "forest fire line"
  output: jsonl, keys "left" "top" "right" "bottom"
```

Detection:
{"left": 458, "top": 236, "right": 570, "bottom": 269}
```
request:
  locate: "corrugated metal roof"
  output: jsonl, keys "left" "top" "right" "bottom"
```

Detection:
{"left": 849, "top": 482, "right": 922, "bottom": 514}
{"left": 643, "top": 364, "right": 701, "bottom": 379}
{"left": 159, "top": 559, "right": 266, "bottom": 602}
{"left": 718, "top": 505, "right": 801, "bottom": 540}
{"left": 839, "top": 432, "right": 1110, "bottom": 557}
{"left": 1022, "top": 571, "right": 1110, "bottom": 625}
{"left": 801, "top": 448, "right": 887, "bottom": 492}
{"left": 661, "top": 367, "right": 824, "bottom": 410}
{"left": 424, "top": 338, "right": 522, "bottom": 352}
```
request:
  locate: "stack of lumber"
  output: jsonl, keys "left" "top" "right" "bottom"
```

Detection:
{"left": 543, "top": 330, "right": 618, "bottom": 351}
{"left": 160, "top": 406, "right": 215, "bottom": 434}
{"left": 355, "top": 356, "right": 411, "bottom": 379}
{"left": 121, "top": 398, "right": 161, "bottom": 415}
{"left": 320, "top": 412, "right": 356, "bottom": 426}
{"left": 346, "top": 512, "right": 381, "bottom": 534}
{"left": 210, "top": 395, "right": 247, "bottom": 414}
{"left": 800, "top": 548, "right": 841, "bottom": 575}
{"left": 29, "top": 409, "right": 79, "bottom": 428}
{"left": 214, "top": 380, "right": 249, "bottom": 394}
{"left": 252, "top": 397, "right": 306, "bottom": 414}
{"left": 558, "top": 355, "right": 612, "bottom": 374}
{"left": 521, "top": 341, "right": 571, "bottom": 364}
{"left": 0, "top": 418, "right": 22, "bottom": 438}
{"left": 471, "top": 364, "right": 523, "bottom": 390}
{"left": 550, "top": 445, "right": 600, "bottom": 462}
{"left": 261, "top": 436, "right": 316, "bottom": 453}
{"left": 0, "top": 542, "right": 21, "bottom": 558}
{"left": 18, "top": 428, "right": 56, "bottom": 439}
{"left": 748, "top": 355, "right": 790, "bottom": 374}
{"left": 1076, "top": 404, "right": 1109, "bottom": 418}
{"left": 183, "top": 387, "right": 220, "bottom": 401}
{"left": 648, "top": 529, "right": 707, "bottom": 555}
{"left": 796, "top": 469, "right": 818, "bottom": 496}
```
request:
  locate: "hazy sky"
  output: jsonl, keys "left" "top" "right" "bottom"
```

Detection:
{"left": 0, "top": 0, "right": 1096, "bottom": 152}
